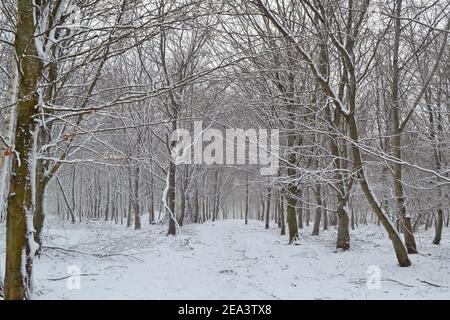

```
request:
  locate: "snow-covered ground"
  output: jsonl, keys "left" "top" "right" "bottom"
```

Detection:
{"left": 1, "top": 218, "right": 449, "bottom": 299}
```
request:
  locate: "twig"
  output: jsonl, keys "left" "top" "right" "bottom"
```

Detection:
{"left": 417, "top": 279, "right": 447, "bottom": 288}
{"left": 383, "top": 278, "right": 415, "bottom": 288}
{"left": 47, "top": 273, "right": 99, "bottom": 281}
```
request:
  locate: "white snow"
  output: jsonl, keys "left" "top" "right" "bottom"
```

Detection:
{"left": 1, "top": 218, "right": 449, "bottom": 299}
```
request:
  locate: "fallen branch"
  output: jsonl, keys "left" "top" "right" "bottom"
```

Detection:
{"left": 47, "top": 273, "right": 99, "bottom": 281}
{"left": 417, "top": 279, "right": 447, "bottom": 288}
{"left": 350, "top": 277, "right": 414, "bottom": 288}
{"left": 42, "top": 245, "right": 143, "bottom": 262}
{"left": 383, "top": 278, "right": 415, "bottom": 288}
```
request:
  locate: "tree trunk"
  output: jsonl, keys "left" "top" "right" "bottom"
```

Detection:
{"left": 104, "top": 175, "right": 110, "bottom": 222}
{"left": 167, "top": 161, "right": 176, "bottom": 235}
{"left": 391, "top": 0, "right": 417, "bottom": 254}
{"left": 127, "top": 172, "right": 132, "bottom": 228}
{"left": 279, "top": 196, "right": 286, "bottom": 236}
{"left": 244, "top": 175, "right": 249, "bottom": 225}
{"left": 286, "top": 189, "right": 298, "bottom": 243}
{"left": 351, "top": 208, "right": 355, "bottom": 230}
{"left": 312, "top": 186, "right": 322, "bottom": 236}
{"left": 347, "top": 115, "right": 411, "bottom": 267}
{"left": 297, "top": 201, "right": 303, "bottom": 230}
{"left": 265, "top": 187, "right": 271, "bottom": 229}
{"left": 193, "top": 187, "right": 199, "bottom": 223}
{"left": 433, "top": 209, "right": 443, "bottom": 245}
{"left": 305, "top": 190, "right": 310, "bottom": 227}
{"left": 323, "top": 199, "right": 328, "bottom": 231}
{"left": 336, "top": 204, "right": 350, "bottom": 250}
{"left": 134, "top": 166, "right": 141, "bottom": 230}
{"left": 446, "top": 210, "right": 449, "bottom": 228}
{"left": 5, "top": 0, "right": 44, "bottom": 299}
{"left": 149, "top": 177, "right": 154, "bottom": 224}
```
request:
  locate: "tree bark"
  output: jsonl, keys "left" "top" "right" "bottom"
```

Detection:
{"left": 312, "top": 186, "right": 322, "bottom": 236}
{"left": 265, "top": 187, "right": 271, "bottom": 229}
{"left": 279, "top": 196, "right": 286, "bottom": 235}
{"left": 336, "top": 204, "right": 350, "bottom": 250}
{"left": 167, "top": 161, "right": 176, "bottom": 235}
{"left": 5, "top": 0, "right": 44, "bottom": 299}
{"left": 134, "top": 166, "right": 141, "bottom": 230}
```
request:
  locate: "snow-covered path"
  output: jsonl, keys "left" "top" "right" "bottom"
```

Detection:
{"left": 13, "top": 219, "right": 450, "bottom": 299}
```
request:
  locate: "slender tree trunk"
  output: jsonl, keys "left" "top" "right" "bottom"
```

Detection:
{"left": 446, "top": 210, "right": 449, "bottom": 228}
{"left": 297, "top": 206, "right": 303, "bottom": 229}
{"left": 351, "top": 208, "right": 355, "bottom": 230}
{"left": 426, "top": 90, "right": 445, "bottom": 244}
{"left": 193, "top": 187, "right": 199, "bottom": 223}
{"left": 305, "top": 189, "right": 310, "bottom": 227}
{"left": 297, "top": 195, "right": 303, "bottom": 230}
{"left": 279, "top": 196, "right": 286, "bottom": 236}
{"left": 312, "top": 186, "right": 322, "bottom": 236}
{"left": 391, "top": 0, "right": 417, "bottom": 254}
{"left": 244, "top": 175, "right": 249, "bottom": 225}
{"left": 167, "top": 160, "right": 176, "bottom": 235}
{"left": 323, "top": 199, "right": 328, "bottom": 231}
{"left": 57, "top": 177, "right": 75, "bottom": 223}
{"left": 265, "top": 187, "right": 271, "bottom": 229}
{"left": 149, "top": 177, "right": 154, "bottom": 224}
{"left": 104, "top": 175, "right": 110, "bottom": 222}
{"left": 127, "top": 171, "right": 132, "bottom": 228}
{"left": 286, "top": 189, "right": 298, "bottom": 243}
{"left": 433, "top": 209, "right": 443, "bottom": 245}
{"left": 134, "top": 166, "right": 141, "bottom": 230}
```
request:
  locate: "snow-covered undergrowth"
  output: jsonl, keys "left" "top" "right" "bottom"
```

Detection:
{"left": 1, "top": 218, "right": 449, "bottom": 299}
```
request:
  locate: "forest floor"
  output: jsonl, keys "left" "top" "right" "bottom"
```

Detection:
{"left": 1, "top": 218, "right": 449, "bottom": 299}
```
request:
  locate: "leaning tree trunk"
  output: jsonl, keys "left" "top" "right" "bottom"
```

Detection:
{"left": 347, "top": 115, "right": 411, "bottom": 267}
